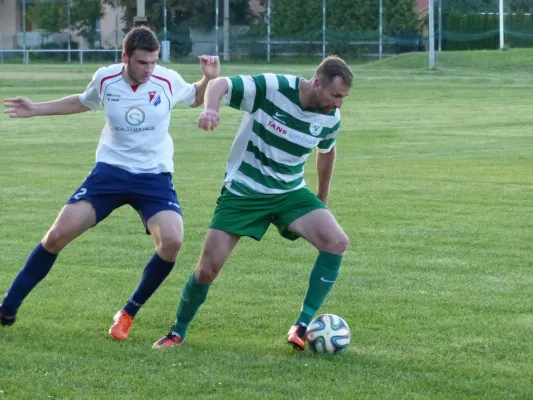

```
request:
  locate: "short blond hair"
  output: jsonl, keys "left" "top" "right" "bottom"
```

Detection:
{"left": 314, "top": 56, "right": 353, "bottom": 87}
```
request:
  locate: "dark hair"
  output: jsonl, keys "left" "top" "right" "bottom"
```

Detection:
{"left": 314, "top": 56, "right": 353, "bottom": 88}
{"left": 123, "top": 26, "right": 160, "bottom": 57}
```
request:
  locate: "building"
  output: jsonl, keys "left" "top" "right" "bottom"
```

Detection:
{"left": 0, "top": 0, "right": 125, "bottom": 51}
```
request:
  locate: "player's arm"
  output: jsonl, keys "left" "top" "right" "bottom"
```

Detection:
{"left": 190, "top": 55, "right": 220, "bottom": 108}
{"left": 198, "top": 74, "right": 264, "bottom": 131}
{"left": 3, "top": 95, "right": 90, "bottom": 118}
{"left": 197, "top": 77, "right": 229, "bottom": 131}
{"left": 316, "top": 146, "right": 336, "bottom": 205}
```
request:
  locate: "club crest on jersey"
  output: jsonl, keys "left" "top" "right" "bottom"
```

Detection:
{"left": 149, "top": 91, "right": 161, "bottom": 106}
{"left": 125, "top": 107, "right": 145, "bottom": 126}
{"left": 309, "top": 123, "right": 323, "bottom": 136}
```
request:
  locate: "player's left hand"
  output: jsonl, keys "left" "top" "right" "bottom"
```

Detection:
{"left": 199, "top": 55, "right": 220, "bottom": 80}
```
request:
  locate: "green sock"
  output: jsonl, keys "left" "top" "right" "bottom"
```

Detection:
{"left": 296, "top": 251, "right": 343, "bottom": 325}
{"left": 172, "top": 273, "right": 211, "bottom": 338}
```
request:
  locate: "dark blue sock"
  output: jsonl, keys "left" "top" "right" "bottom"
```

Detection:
{"left": 1, "top": 243, "right": 58, "bottom": 315}
{"left": 123, "top": 253, "right": 175, "bottom": 317}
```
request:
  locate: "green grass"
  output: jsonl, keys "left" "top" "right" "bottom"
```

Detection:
{"left": 362, "top": 47, "right": 533, "bottom": 73}
{"left": 0, "top": 51, "right": 532, "bottom": 399}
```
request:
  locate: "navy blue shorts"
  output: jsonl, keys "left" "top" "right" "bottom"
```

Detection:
{"left": 67, "top": 162, "right": 182, "bottom": 233}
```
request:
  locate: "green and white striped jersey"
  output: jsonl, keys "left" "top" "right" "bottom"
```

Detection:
{"left": 222, "top": 73, "right": 341, "bottom": 196}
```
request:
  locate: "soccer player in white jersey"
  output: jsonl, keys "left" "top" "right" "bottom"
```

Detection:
{"left": 0, "top": 27, "right": 220, "bottom": 341}
{"left": 153, "top": 56, "right": 352, "bottom": 350}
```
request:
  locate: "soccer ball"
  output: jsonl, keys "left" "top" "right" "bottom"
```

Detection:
{"left": 305, "top": 314, "right": 350, "bottom": 354}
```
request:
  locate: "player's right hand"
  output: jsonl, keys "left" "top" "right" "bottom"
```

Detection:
{"left": 198, "top": 109, "right": 220, "bottom": 131}
{"left": 3, "top": 97, "right": 36, "bottom": 118}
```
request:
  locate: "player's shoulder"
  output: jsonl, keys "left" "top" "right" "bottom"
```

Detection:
{"left": 273, "top": 74, "right": 298, "bottom": 90}
{"left": 153, "top": 64, "right": 182, "bottom": 81}
{"left": 250, "top": 73, "right": 297, "bottom": 94}
{"left": 94, "top": 63, "right": 123, "bottom": 81}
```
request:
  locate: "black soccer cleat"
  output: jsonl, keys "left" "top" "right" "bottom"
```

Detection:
{"left": 0, "top": 307, "right": 16, "bottom": 326}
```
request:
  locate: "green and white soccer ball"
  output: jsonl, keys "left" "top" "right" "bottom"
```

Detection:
{"left": 305, "top": 314, "right": 351, "bottom": 354}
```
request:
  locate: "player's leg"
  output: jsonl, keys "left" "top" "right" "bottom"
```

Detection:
{"left": 273, "top": 188, "right": 349, "bottom": 349}
{"left": 0, "top": 200, "right": 96, "bottom": 326}
{"left": 153, "top": 188, "right": 272, "bottom": 348}
{"left": 109, "top": 172, "right": 183, "bottom": 340}
{"left": 153, "top": 228, "right": 240, "bottom": 348}
{"left": 125, "top": 210, "right": 184, "bottom": 316}
{"left": 109, "top": 210, "right": 184, "bottom": 340}
{"left": 1, "top": 162, "right": 128, "bottom": 327}
{"left": 288, "top": 208, "right": 349, "bottom": 323}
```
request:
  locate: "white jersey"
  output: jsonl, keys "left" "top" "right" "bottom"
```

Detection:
{"left": 79, "top": 63, "right": 196, "bottom": 174}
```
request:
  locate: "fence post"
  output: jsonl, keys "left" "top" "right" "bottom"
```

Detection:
{"left": 438, "top": 0, "right": 442, "bottom": 51}
{"left": 215, "top": 0, "right": 219, "bottom": 55}
{"left": 379, "top": 0, "right": 383, "bottom": 59}
{"left": 499, "top": 0, "right": 504, "bottom": 48}
{"left": 429, "top": 0, "right": 435, "bottom": 68}
{"left": 68, "top": 0, "right": 72, "bottom": 64}
{"left": 115, "top": 0, "right": 119, "bottom": 63}
{"left": 267, "top": 0, "right": 271, "bottom": 63}
{"left": 223, "top": 0, "right": 230, "bottom": 61}
{"left": 22, "top": 0, "right": 28, "bottom": 64}
{"left": 322, "top": 0, "right": 326, "bottom": 59}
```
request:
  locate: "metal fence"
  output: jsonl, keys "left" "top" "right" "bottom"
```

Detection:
{"left": 0, "top": 0, "right": 427, "bottom": 64}
{"left": 0, "top": 0, "right": 529, "bottom": 64}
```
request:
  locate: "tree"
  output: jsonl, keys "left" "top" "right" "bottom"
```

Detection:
{"left": 102, "top": 0, "right": 254, "bottom": 57}
{"left": 509, "top": 0, "right": 533, "bottom": 13}
{"left": 27, "top": 0, "right": 104, "bottom": 48}
{"left": 442, "top": 1, "right": 499, "bottom": 13}
{"left": 103, "top": 0, "right": 254, "bottom": 32}
{"left": 251, "top": 0, "right": 419, "bottom": 56}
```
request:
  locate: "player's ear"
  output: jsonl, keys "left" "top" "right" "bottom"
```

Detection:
{"left": 121, "top": 52, "right": 128, "bottom": 64}
{"left": 312, "top": 78, "right": 322, "bottom": 89}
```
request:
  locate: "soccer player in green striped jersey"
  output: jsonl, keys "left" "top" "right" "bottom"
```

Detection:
{"left": 154, "top": 56, "right": 353, "bottom": 351}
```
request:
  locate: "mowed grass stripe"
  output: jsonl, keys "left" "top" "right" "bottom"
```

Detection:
{"left": 0, "top": 54, "right": 532, "bottom": 399}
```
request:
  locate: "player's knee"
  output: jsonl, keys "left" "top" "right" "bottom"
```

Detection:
{"left": 157, "top": 235, "right": 183, "bottom": 259}
{"left": 42, "top": 226, "right": 71, "bottom": 253}
{"left": 196, "top": 252, "right": 224, "bottom": 284}
{"left": 195, "top": 264, "right": 219, "bottom": 284}
{"left": 322, "top": 232, "right": 349, "bottom": 255}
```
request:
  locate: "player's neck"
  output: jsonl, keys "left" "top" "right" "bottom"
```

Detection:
{"left": 122, "top": 66, "right": 140, "bottom": 86}
{"left": 298, "top": 78, "right": 313, "bottom": 108}
{"left": 299, "top": 79, "right": 316, "bottom": 109}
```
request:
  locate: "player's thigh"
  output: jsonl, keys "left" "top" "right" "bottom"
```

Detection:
{"left": 272, "top": 187, "right": 327, "bottom": 241}
{"left": 67, "top": 162, "right": 130, "bottom": 224}
{"left": 129, "top": 172, "right": 183, "bottom": 234}
{"left": 146, "top": 210, "right": 184, "bottom": 246}
{"left": 287, "top": 208, "right": 348, "bottom": 253}
{"left": 209, "top": 188, "right": 272, "bottom": 241}
{"left": 44, "top": 200, "right": 97, "bottom": 246}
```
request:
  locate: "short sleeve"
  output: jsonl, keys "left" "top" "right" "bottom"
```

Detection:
{"left": 168, "top": 70, "right": 196, "bottom": 107}
{"left": 317, "top": 119, "right": 340, "bottom": 153}
{"left": 224, "top": 74, "right": 268, "bottom": 113}
{"left": 79, "top": 68, "right": 103, "bottom": 111}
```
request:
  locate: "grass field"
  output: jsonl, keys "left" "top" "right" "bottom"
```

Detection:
{"left": 0, "top": 49, "right": 532, "bottom": 399}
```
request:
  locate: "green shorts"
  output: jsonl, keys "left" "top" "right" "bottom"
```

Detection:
{"left": 209, "top": 186, "right": 327, "bottom": 241}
